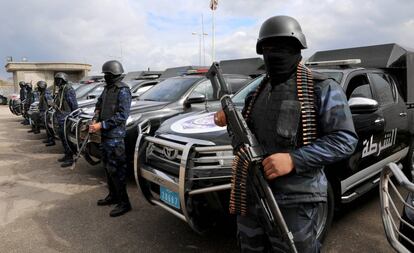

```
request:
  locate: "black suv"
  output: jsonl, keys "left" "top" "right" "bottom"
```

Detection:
{"left": 135, "top": 43, "right": 414, "bottom": 239}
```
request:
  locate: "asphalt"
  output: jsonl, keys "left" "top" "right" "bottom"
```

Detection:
{"left": 0, "top": 105, "right": 398, "bottom": 253}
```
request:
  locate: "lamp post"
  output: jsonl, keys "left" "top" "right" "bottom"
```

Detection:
{"left": 192, "top": 32, "right": 208, "bottom": 66}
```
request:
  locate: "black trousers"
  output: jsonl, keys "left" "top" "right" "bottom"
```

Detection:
{"left": 237, "top": 201, "right": 321, "bottom": 253}
{"left": 101, "top": 138, "right": 130, "bottom": 204}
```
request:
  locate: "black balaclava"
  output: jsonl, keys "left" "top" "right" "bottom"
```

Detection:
{"left": 55, "top": 78, "right": 65, "bottom": 87}
{"left": 262, "top": 38, "right": 302, "bottom": 84}
{"left": 104, "top": 73, "right": 123, "bottom": 86}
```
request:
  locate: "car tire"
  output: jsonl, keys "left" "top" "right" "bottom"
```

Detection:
{"left": 316, "top": 182, "right": 334, "bottom": 243}
{"left": 403, "top": 139, "right": 414, "bottom": 182}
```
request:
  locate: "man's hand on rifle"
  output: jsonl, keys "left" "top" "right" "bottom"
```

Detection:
{"left": 89, "top": 122, "right": 101, "bottom": 133}
{"left": 214, "top": 110, "right": 227, "bottom": 127}
{"left": 262, "top": 153, "right": 295, "bottom": 180}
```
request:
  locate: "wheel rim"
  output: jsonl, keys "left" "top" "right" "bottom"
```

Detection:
{"left": 316, "top": 201, "right": 328, "bottom": 239}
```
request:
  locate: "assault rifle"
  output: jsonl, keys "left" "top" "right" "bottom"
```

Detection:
{"left": 206, "top": 62, "right": 298, "bottom": 253}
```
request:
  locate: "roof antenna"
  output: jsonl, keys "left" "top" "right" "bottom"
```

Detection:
{"left": 204, "top": 84, "right": 209, "bottom": 112}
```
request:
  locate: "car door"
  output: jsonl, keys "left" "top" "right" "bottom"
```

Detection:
{"left": 339, "top": 71, "right": 387, "bottom": 195}
{"left": 368, "top": 72, "right": 409, "bottom": 159}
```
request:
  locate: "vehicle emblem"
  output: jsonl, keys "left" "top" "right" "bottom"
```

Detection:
{"left": 163, "top": 147, "right": 178, "bottom": 160}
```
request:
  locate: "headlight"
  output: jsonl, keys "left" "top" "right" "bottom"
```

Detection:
{"left": 126, "top": 114, "right": 142, "bottom": 126}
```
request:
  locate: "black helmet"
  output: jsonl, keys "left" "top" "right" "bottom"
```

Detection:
{"left": 54, "top": 72, "right": 68, "bottom": 83}
{"left": 19, "top": 81, "right": 25, "bottom": 88}
{"left": 256, "top": 15, "right": 307, "bottom": 54}
{"left": 102, "top": 60, "right": 124, "bottom": 75}
{"left": 37, "top": 81, "right": 47, "bottom": 90}
{"left": 26, "top": 83, "right": 33, "bottom": 90}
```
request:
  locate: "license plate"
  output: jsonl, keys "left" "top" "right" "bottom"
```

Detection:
{"left": 160, "top": 186, "right": 180, "bottom": 209}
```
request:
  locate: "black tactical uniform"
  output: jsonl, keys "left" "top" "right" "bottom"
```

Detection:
{"left": 19, "top": 81, "right": 27, "bottom": 124}
{"left": 53, "top": 72, "right": 78, "bottom": 167}
{"left": 23, "top": 83, "right": 35, "bottom": 127}
{"left": 30, "top": 81, "right": 54, "bottom": 139}
{"left": 236, "top": 16, "right": 358, "bottom": 253}
{"left": 92, "top": 60, "right": 132, "bottom": 217}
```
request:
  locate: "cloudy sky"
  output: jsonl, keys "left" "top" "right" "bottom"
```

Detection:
{"left": 1, "top": 0, "right": 413, "bottom": 79}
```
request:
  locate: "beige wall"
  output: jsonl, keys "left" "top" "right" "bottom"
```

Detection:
{"left": 5, "top": 62, "right": 91, "bottom": 92}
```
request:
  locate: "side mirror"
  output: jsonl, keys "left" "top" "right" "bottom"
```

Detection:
{"left": 348, "top": 97, "right": 379, "bottom": 114}
{"left": 131, "top": 93, "right": 140, "bottom": 99}
{"left": 185, "top": 92, "right": 206, "bottom": 106}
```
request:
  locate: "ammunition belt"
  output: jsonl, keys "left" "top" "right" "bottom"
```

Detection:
{"left": 297, "top": 64, "right": 317, "bottom": 145}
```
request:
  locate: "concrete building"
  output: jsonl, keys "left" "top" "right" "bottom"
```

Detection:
{"left": 4, "top": 62, "right": 91, "bottom": 92}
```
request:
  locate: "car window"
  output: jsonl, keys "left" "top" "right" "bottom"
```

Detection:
{"left": 190, "top": 80, "right": 214, "bottom": 101}
{"left": 139, "top": 77, "right": 200, "bottom": 102}
{"left": 346, "top": 74, "right": 373, "bottom": 100}
{"left": 135, "top": 85, "right": 154, "bottom": 94}
{"left": 371, "top": 73, "right": 395, "bottom": 105}
{"left": 226, "top": 78, "right": 251, "bottom": 93}
{"left": 232, "top": 76, "right": 264, "bottom": 105}
{"left": 320, "top": 72, "right": 343, "bottom": 84}
{"left": 350, "top": 85, "right": 373, "bottom": 99}
{"left": 75, "top": 84, "right": 99, "bottom": 99}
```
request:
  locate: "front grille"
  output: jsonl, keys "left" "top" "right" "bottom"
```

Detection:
{"left": 145, "top": 140, "right": 183, "bottom": 176}
{"left": 190, "top": 146, "right": 234, "bottom": 181}
{"left": 143, "top": 133, "right": 234, "bottom": 182}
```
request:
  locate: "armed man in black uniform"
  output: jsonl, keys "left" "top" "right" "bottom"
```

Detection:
{"left": 33, "top": 81, "right": 54, "bottom": 141}
{"left": 53, "top": 72, "right": 78, "bottom": 167}
{"left": 24, "top": 83, "right": 35, "bottom": 129}
{"left": 215, "top": 16, "right": 358, "bottom": 252}
{"left": 89, "top": 60, "right": 132, "bottom": 217}
{"left": 18, "top": 81, "right": 27, "bottom": 124}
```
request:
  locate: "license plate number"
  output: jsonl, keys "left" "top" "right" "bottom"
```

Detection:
{"left": 160, "top": 186, "right": 180, "bottom": 209}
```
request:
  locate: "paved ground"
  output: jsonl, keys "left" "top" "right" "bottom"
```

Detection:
{"left": 0, "top": 105, "right": 398, "bottom": 252}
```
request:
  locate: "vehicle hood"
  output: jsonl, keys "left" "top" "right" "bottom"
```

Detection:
{"left": 155, "top": 110, "right": 231, "bottom": 146}
{"left": 78, "top": 98, "right": 97, "bottom": 108}
{"left": 129, "top": 100, "right": 170, "bottom": 115}
{"left": 78, "top": 99, "right": 169, "bottom": 118}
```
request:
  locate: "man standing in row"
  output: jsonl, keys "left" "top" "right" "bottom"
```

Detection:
{"left": 23, "top": 83, "right": 35, "bottom": 129}
{"left": 215, "top": 16, "right": 358, "bottom": 252}
{"left": 89, "top": 60, "right": 132, "bottom": 217}
{"left": 18, "top": 81, "right": 28, "bottom": 124}
{"left": 33, "top": 81, "right": 55, "bottom": 143}
{"left": 53, "top": 72, "right": 78, "bottom": 167}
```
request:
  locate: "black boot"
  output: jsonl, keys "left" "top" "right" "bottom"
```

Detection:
{"left": 109, "top": 188, "right": 131, "bottom": 217}
{"left": 57, "top": 154, "right": 69, "bottom": 162}
{"left": 97, "top": 194, "right": 118, "bottom": 206}
{"left": 60, "top": 156, "right": 74, "bottom": 168}
{"left": 34, "top": 126, "right": 40, "bottom": 134}
{"left": 42, "top": 139, "right": 50, "bottom": 144}
{"left": 45, "top": 141, "right": 56, "bottom": 147}
{"left": 28, "top": 128, "right": 34, "bottom": 133}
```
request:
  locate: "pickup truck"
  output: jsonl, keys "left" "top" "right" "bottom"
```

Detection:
{"left": 134, "top": 43, "right": 414, "bottom": 240}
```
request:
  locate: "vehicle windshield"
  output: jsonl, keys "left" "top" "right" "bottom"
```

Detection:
{"left": 138, "top": 77, "right": 200, "bottom": 102}
{"left": 232, "top": 76, "right": 265, "bottom": 105}
{"left": 75, "top": 84, "right": 99, "bottom": 99}
{"left": 88, "top": 86, "right": 104, "bottom": 97}
{"left": 320, "top": 71, "right": 343, "bottom": 84}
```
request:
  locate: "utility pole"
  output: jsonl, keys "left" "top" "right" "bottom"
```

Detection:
{"left": 210, "top": 0, "right": 218, "bottom": 63}
{"left": 202, "top": 14, "right": 206, "bottom": 65}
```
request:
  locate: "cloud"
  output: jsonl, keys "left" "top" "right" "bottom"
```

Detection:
{"left": 1, "top": 0, "right": 413, "bottom": 79}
